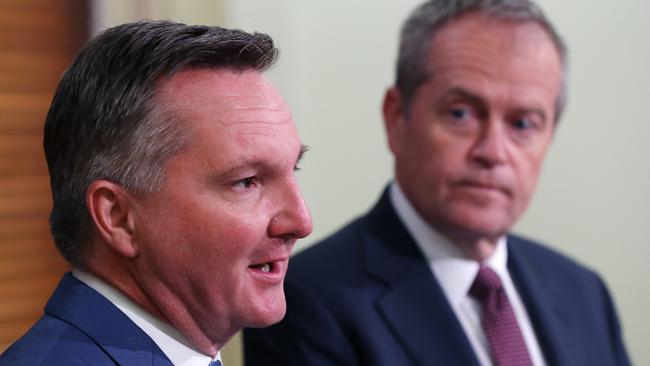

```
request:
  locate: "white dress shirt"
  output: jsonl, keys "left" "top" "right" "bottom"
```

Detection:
{"left": 390, "top": 183, "right": 546, "bottom": 366}
{"left": 73, "top": 270, "right": 222, "bottom": 366}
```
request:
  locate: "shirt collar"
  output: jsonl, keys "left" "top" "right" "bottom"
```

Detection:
{"left": 73, "top": 270, "right": 222, "bottom": 366}
{"left": 389, "top": 182, "right": 509, "bottom": 306}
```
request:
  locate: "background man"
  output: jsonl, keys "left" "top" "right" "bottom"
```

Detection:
{"left": 244, "top": 1, "right": 630, "bottom": 365}
{"left": 0, "top": 20, "right": 312, "bottom": 365}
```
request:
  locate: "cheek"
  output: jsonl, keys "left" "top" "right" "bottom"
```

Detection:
{"left": 149, "top": 211, "right": 259, "bottom": 266}
{"left": 203, "top": 222, "right": 257, "bottom": 254}
{"left": 513, "top": 154, "right": 546, "bottom": 202}
{"left": 427, "top": 137, "right": 469, "bottom": 178}
{"left": 204, "top": 211, "right": 271, "bottom": 256}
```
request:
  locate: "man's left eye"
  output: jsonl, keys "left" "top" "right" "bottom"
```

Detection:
{"left": 513, "top": 118, "right": 534, "bottom": 130}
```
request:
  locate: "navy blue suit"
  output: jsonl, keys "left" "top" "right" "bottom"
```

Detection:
{"left": 0, "top": 273, "right": 172, "bottom": 365}
{"left": 244, "top": 189, "right": 630, "bottom": 365}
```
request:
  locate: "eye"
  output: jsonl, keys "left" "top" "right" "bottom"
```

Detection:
{"left": 233, "top": 176, "right": 258, "bottom": 190}
{"left": 443, "top": 104, "right": 481, "bottom": 134}
{"left": 446, "top": 104, "right": 482, "bottom": 124}
{"left": 512, "top": 117, "right": 533, "bottom": 130}
{"left": 450, "top": 107, "right": 470, "bottom": 120}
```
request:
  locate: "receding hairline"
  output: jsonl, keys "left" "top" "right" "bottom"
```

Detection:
{"left": 403, "top": 8, "right": 568, "bottom": 122}
{"left": 151, "top": 66, "right": 289, "bottom": 130}
{"left": 430, "top": 11, "right": 564, "bottom": 59}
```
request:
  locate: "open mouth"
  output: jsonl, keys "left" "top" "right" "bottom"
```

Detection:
{"left": 249, "top": 263, "right": 273, "bottom": 273}
{"left": 248, "top": 258, "right": 289, "bottom": 284}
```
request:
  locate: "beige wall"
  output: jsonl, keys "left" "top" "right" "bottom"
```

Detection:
{"left": 97, "top": 1, "right": 650, "bottom": 364}
{"left": 91, "top": 0, "right": 226, "bottom": 34}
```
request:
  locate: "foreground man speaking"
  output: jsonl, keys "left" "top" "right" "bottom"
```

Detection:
{"left": 0, "top": 20, "right": 312, "bottom": 365}
{"left": 244, "top": 0, "right": 630, "bottom": 365}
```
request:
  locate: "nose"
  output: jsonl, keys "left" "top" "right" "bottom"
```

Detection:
{"left": 268, "top": 178, "right": 313, "bottom": 240}
{"left": 469, "top": 119, "right": 509, "bottom": 168}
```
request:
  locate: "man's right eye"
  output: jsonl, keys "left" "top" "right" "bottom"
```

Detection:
{"left": 232, "top": 176, "right": 258, "bottom": 190}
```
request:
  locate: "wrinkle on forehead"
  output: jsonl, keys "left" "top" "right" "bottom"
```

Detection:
{"left": 427, "top": 14, "right": 562, "bottom": 112}
{"left": 433, "top": 13, "right": 557, "bottom": 52}
{"left": 158, "top": 68, "right": 294, "bottom": 128}
{"left": 431, "top": 18, "right": 560, "bottom": 72}
{"left": 215, "top": 99, "right": 292, "bottom": 127}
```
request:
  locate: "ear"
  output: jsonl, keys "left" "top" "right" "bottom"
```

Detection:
{"left": 86, "top": 180, "right": 139, "bottom": 258}
{"left": 382, "top": 87, "right": 407, "bottom": 155}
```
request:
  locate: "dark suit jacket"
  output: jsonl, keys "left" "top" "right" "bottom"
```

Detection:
{"left": 244, "top": 189, "right": 630, "bottom": 366}
{"left": 0, "top": 273, "right": 172, "bottom": 365}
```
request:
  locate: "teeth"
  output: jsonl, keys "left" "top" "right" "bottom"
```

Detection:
{"left": 251, "top": 263, "right": 271, "bottom": 272}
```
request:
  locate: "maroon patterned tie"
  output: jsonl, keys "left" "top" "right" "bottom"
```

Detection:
{"left": 470, "top": 266, "right": 533, "bottom": 366}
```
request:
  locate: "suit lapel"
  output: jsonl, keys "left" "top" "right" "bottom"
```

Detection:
{"left": 45, "top": 273, "right": 173, "bottom": 366}
{"left": 508, "top": 238, "right": 582, "bottom": 366}
{"left": 363, "top": 191, "right": 480, "bottom": 366}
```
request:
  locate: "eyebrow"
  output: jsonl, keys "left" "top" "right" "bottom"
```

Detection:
{"left": 216, "top": 144, "right": 310, "bottom": 180}
{"left": 441, "top": 87, "right": 486, "bottom": 106}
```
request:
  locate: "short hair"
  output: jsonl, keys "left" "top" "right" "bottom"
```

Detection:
{"left": 396, "top": 0, "right": 568, "bottom": 121}
{"left": 44, "top": 20, "right": 279, "bottom": 267}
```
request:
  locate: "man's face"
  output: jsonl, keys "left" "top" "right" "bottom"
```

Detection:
{"left": 130, "top": 69, "right": 312, "bottom": 344}
{"left": 386, "top": 14, "right": 562, "bottom": 242}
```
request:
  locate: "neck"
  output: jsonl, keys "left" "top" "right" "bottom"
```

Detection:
{"left": 84, "top": 246, "right": 225, "bottom": 356}
{"left": 452, "top": 236, "right": 498, "bottom": 262}
{"left": 432, "top": 224, "right": 500, "bottom": 262}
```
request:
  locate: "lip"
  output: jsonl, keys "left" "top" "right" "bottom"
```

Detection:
{"left": 247, "top": 256, "right": 290, "bottom": 285}
{"left": 455, "top": 180, "right": 510, "bottom": 196}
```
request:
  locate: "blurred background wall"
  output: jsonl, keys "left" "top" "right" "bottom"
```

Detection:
{"left": 225, "top": 2, "right": 650, "bottom": 365}
{"left": 1, "top": 0, "right": 647, "bottom": 364}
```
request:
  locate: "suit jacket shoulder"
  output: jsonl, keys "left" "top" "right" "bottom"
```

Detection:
{"left": 0, "top": 315, "right": 116, "bottom": 365}
{"left": 0, "top": 273, "right": 172, "bottom": 366}
{"left": 244, "top": 189, "right": 631, "bottom": 366}
{"left": 506, "top": 235, "right": 631, "bottom": 365}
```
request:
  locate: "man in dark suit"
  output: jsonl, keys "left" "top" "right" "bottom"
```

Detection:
{"left": 0, "top": 20, "right": 312, "bottom": 365}
{"left": 244, "top": 0, "right": 630, "bottom": 365}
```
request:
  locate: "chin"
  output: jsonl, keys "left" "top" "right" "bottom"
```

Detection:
{"left": 442, "top": 207, "right": 513, "bottom": 239}
{"left": 245, "top": 294, "right": 287, "bottom": 328}
{"left": 246, "top": 310, "right": 286, "bottom": 329}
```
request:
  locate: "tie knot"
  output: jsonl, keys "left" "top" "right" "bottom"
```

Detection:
{"left": 470, "top": 266, "right": 503, "bottom": 301}
{"left": 209, "top": 361, "right": 222, "bottom": 366}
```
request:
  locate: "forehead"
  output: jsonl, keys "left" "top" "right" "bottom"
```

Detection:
{"left": 156, "top": 68, "right": 296, "bottom": 146}
{"left": 426, "top": 13, "right": 562, "bottom": 104}
{"left": 432, "top": 13, "right": 558, "bottom": 52}
{"left": 155, "top": 68, "right": 299, "bottom": 169}
{"left": 158, "top": 68, "right": 291, "bottom": 124}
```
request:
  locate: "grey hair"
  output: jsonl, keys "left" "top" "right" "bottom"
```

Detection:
{"left": 44, "top": 20, "right": 279, "bottom": 267}
{"left": 396, "top": 0, "right": 569, "bottom": 121}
